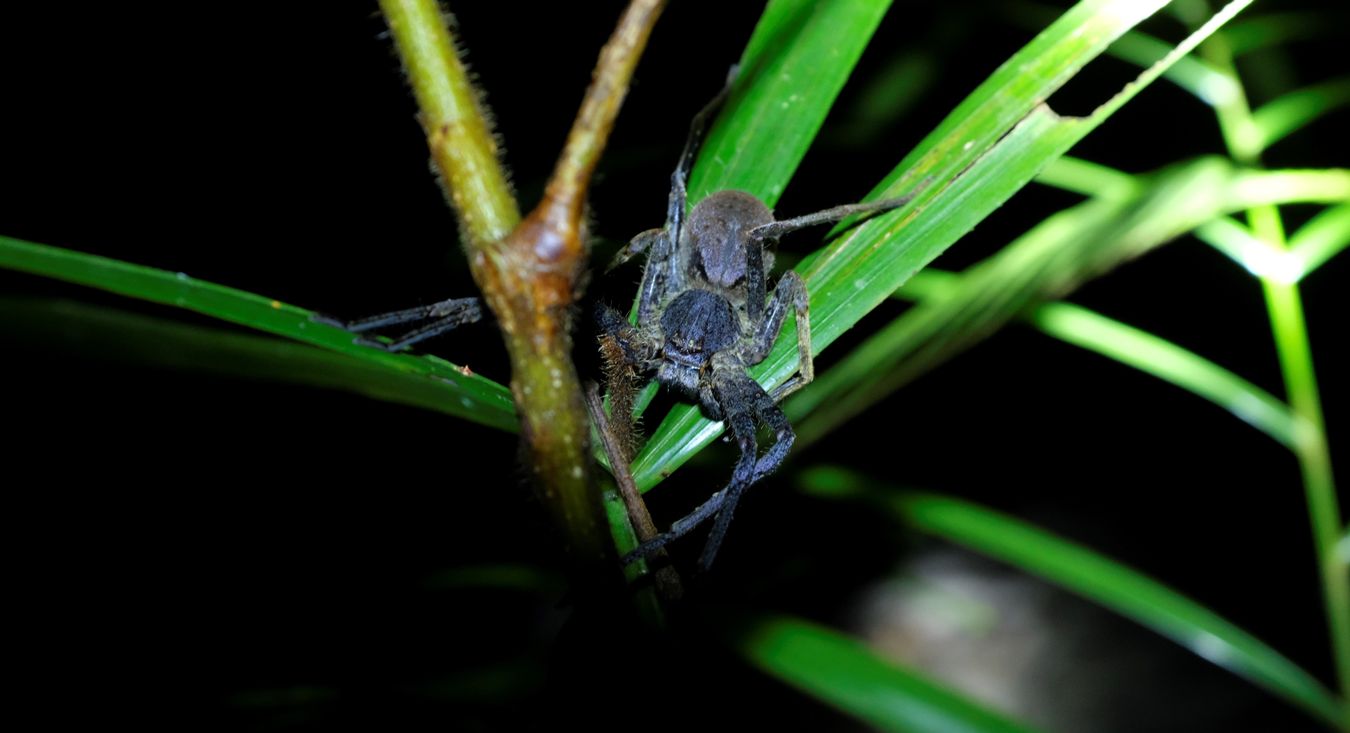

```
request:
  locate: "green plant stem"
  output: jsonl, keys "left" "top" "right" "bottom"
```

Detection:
{"left": 380, "top": 0, "right": 667, "bottom": 570}
{"left": 483, "top": 0, "right": 665, "bottom": 570}
{"left": 1201, "top": 26, "right": 1350, "bottom": 719}
{"left": 378, "top": 0, "right": 520, "bottom": 247}
{"left": 1262, "top": 246, "right": 1350, "bottom": 716}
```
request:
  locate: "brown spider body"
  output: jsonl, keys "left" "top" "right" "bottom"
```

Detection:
{"left": 599, "top": 77, "right": 918, "bottom": 570}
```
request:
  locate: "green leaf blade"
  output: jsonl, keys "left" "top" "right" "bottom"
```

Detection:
{"left": 739, "top": 615, "right": 1044, "bottom": 733}
{"left": 0, "top": 234, "right": 518, "bottom": 432}
{"left": 1252, "top": 77, "right": 1350, "bottom": 150}
{"left": 688, "top": 0, "right": 896, "bottom": 207}
{"left": 1029, "top": 302, "right": 1299, "bottom": 447}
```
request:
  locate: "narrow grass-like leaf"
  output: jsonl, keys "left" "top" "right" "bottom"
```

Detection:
{"left": 738, "top": 615, "right": 1044, "bottom": 733}
{"left": 0, "top": 297, "right": 520, "bottom": 428}
{"left": 0, "top": 235, "right": 517, "bottom": 432}
{"left": 830, "top": 51, "right": 937, "bottom": 147}
{"left": 793, "top": 156, "right": 1349, "bottom": 445}
{"left": 1029, "top": 302, "right": 1299, "bottom": 447}
{"left": 1290, "top": 203, "right": 1350, "bottom": 276}
{"left": 791, "top": 155, "right": 1248, "bottom": 445}
{"left": 1195, "top": 215, "right": 1303, "bottom": 282}
{"left": 1230, "top": 168, "right": 1350, "bottom": 208}
{"left": 687, "top": 0, "right": 895, "bottom": 207}
{"left": 877, "top": 280, "right": 1299, "bottom": 447}
{"left": 629, "top": 0, "right": 1253, "bottom": 491}
{"left": 1033, "top": 155, "right": 1141, "bottom": 199}
{"left": 796, "top": 469, "right": 1348, "bottom": 730}
{"left": 1252, "top": 77, "right": 1350, "bottom": 150}
{"left": 1196, "top": 173, "right": 1350, "bottom": 280}
{"left": 1223, "top": 11, "right": 1334, "bottom": 56}
{"left": 1104, "top": 29, "right": 1238, "bottom": 106}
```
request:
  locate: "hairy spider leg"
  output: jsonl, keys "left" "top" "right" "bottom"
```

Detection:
{"left": 605, "top": 72, "right": 735, "bottom": 275}
{"left": 313, "top": 297, "right": 482, "bottom": 351}
{"left": 747, "top": 193, "right": 920, "bottom": 242}
{"left": 743, "top": 271, "right": 813, "bottom": 403}
{"left": 698, "top": 366, "right": 794, "bottom": 569}
{"left": 623, "top": 488, "right": 725, "bottom": 564}
{"left": 606, "top": 227, "right": 662, "bottom": 274}
{"left": 635, "top": 229, "right": 679, "bottom": 328}
{"left": 744, "top": 211, "right": 770, "bottom": 324}
{"left": 666, "top": 71, "right": 735, "bottom": 240}
{"left": 621, "top": 363, "right": 794, "bottom": 570}
{"left": 594, "top": 301, "right": 658, "bottom": 369}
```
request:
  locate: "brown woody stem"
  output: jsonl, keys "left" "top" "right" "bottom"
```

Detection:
{"left": 584, "top": 383, "right": 683, "bottom": 601}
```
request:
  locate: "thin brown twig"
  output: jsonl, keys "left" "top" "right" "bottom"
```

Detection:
{"left": 584, "top": 382, "right": 683, "bottom": 601}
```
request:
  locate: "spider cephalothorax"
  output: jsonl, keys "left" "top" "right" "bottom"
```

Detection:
{"left": 598, "top": 77, "right": 917, "bottom": 570}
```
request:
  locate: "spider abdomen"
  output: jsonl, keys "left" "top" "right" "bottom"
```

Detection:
{"left": 660, "top": 288, "right": 738, "bottom": 358}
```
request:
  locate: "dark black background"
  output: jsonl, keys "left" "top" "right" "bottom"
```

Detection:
{"left": 2, "top": 1, "right": 1346, "bottom": 730}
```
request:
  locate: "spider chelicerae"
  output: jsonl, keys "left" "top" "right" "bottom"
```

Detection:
{"left": 598, "top": 76, "right": 919, "bottom": 570}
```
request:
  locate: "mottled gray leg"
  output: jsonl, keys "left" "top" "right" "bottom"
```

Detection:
{"left": 626, "top": 70, "right": 739, "bottom": 327}
{"left": 622, "top": 368, "right": 794, "bottom": 571}
{"left": 633, "top": 229, "right": 676, "bottom": 328}
{"left": 607, "top": 227, "right": 664, "bottom": 274}
{"left": 743, "top": 271, "right": 812, "bottom": 403}
{"left": 666, "top": 66, "right": 738, "bottom": 242}
{"left": 620, "top": 363, "right": 758, "bottom": 568}
{"left": 749, "top": 193, "right": 920, "bottom": 241}
{"left": 698, "top": 372, "right": 794, "bottom": 570}
{"left": 622, "top": 488, "right": 727, "bottom": 565}
{"left": 313, "top": 297, "right": 482, "bottom": 351}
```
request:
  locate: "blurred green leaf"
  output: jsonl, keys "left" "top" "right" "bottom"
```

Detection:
{"left": 632, "top": 0, "right": 1253, "bottom": 492}
{"left": 739, "top": 615, "right": 1043, "bottom": 733}
{"left": 1196, "top": 196, "right": 1350, "bottom": 284}
{"left": 1105, "top": 29, "right": 1239, "bottom": 106}
{"left": 1252, "top": 77, "right": 1350, "bottom": 150}
{"left": 1290, "top": 203, "right": 1350, "bottom": 277}
{"left": 0, "top": 235, "right": 517, "bottom": 432}
{"left": 829, "top": 51, "right": 937, "bottom": 147}
{"left": 1034, "top": 155, "right": 1142, "bottom": 199}
{"left": 791, "top": 155, "right": 1331, "bottom": 446}
{"left": 422, "top": 564, "right": 564, "bottom": 594}
{"left": 889, "top": 264, "right": 1303, "bottom": 453}
{"left": 1229, "top": 168, "right": 1350, "bottom": 207}
{"left": 796, "top": 469, "right": 1348, "bottom": 730}
{"left": 1223, "top": 11, "right": 1335, "bottom": 56}
{"left": 1028, "top": 302, "right": 1298, "bottom": 447}
{"left": 1194, "top": 215, "right": 1300, "bottom": 281}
